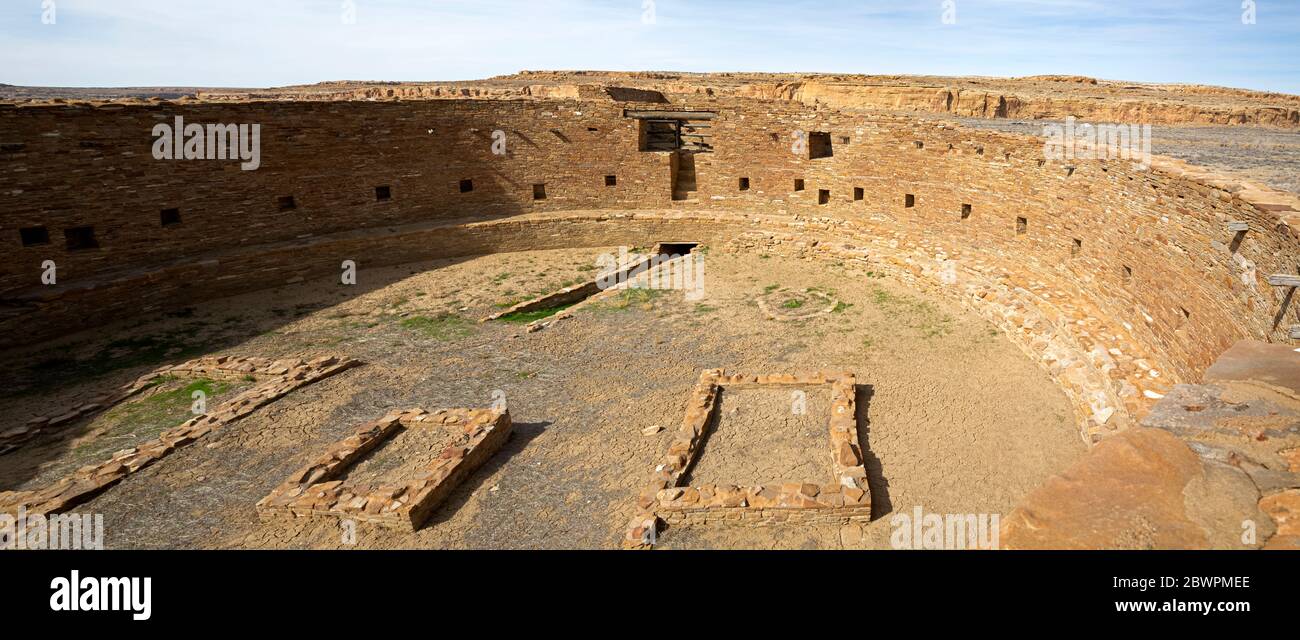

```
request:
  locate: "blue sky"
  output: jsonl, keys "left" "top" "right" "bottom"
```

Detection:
{"left": 2, "top": 0, "right": 1297, "bottom": 93}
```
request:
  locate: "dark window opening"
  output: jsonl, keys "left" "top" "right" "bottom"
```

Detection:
{"left": 656, "top": 242, "right": 699, "bottom": 256}
{"left": 818, "top": 189, "right": 831, "bottom": 205}
{"left": 961, "top": 204, "right": 972, "bottom": 219}
{"left": 1066, "top": 166, "right": 1077, "bottom": 177}
{"left": 794, "top": 179, "right": 805, "bottom": 192}
{"left": 20, "top": 226, "right": 50, "bottom": 247}
{"left": 1016, "top": 217, "right": 1028, "bottom": 235}
{"left": 769, "top": 132, "right": 781, "bottom": 143}
{"left": 375, "top": 186, "right": 392, "bottom": 201}
{"left": 839, "top": 136, "right": 851, "bottom": 144}
{"left": 915, "top": 141, "right": 924, "bottom": 149}
{"left": 739, "top": 177, "right": 751, "bottom": 191}
{"left": 64, "top": 226, "right": 98, "bottom": 251}
{"left": 605, "top": 175, "right": 617, "bottom": 187}
{"left": 459, "top": 179, "right": 474, "bottom": 193}
{"left": 809, "top": 132, "right": 833, "bottom": 159}
{"left": 533, "top": 184, "right": 547, "bottom": 200}
{"left": 277, "top": 196, "right": 296, "bottom": 212}
{"left": 160, "top": 208, "right": 181, "bottom": 227}
{"left": 905, "top": 194, "right": 916, "bottom": 208}
{"left": 976, "top": 146, "right": 985, "bottom": 156}
{"left": 854, "top": 187, "right": 864, "bottom": 201}
{"left": 587, "top": 127, "right": 599, "bottom": 132}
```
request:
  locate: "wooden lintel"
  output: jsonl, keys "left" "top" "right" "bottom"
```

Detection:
{"left": 624, "top": 110, "right": 718, "bottom": 120}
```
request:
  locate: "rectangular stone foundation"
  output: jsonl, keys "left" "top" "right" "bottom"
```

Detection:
{"left": 625, "top": 370, "right": 870, "bottom": 548}
{"left": 0, "top": 355, "right": 361, "bottom": 517}
{"left": 257, "top": 408, "right": 512, "bottom": 532}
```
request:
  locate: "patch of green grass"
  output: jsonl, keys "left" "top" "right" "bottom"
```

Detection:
{"left": 497, "top": 303, "right": 576, "bottom": 324}
{"left": 399, "top": 314, "right": 475, "bottom": 341}
{"left": 832, "top": 301, "right": 854, "bottom": 313}
{"left": 70, "top": 377, "right": 242, "bottom": 463}
{"left": 591, "top": 288, "right": 665, "bottom": 312}
{"left": 764, "top": 284, "right": 781, "bottom": 293}
{"left": 693, "top": 303, "right": 718, "bottom": 314}
{"left": 869, "top": 286, "right": 953, "bottom": 338}
{"left": 781, "top": 298, "right": 805, "bottom": 309}
{"left": 18, "top": 332, "right": 220, "bottom": 398}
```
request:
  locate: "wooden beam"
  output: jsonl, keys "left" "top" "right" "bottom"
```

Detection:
{"left": 1270, "top": 274, "right": 1300, "bottom": 287}
{"left": 1291, "top": 326, "right": 1300, "bottom": 340}
{"left": 624, "top": 110, "right": 718, "bottom": 120}
{"left": 1227, "top": 221, "right": 1249, "bottom": 233}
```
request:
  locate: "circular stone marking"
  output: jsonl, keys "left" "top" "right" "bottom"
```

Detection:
{"left": 757, "top": 288, "right": 839, "bottom": 321}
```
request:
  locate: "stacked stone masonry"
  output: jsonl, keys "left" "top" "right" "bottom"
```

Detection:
{"left": 2, "top": 93, "right": 1298, "bottom": 443}
{"left": 625, "top": 370, "right": 869, "bottom": 548}
{"left": 256, "top": 408, "right": 512, "bottom": 531}
{"left": 0, "top": 355, "right": 360, "bottom": 517}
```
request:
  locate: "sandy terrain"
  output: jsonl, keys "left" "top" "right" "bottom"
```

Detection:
{"left": 0, "top": 245, "right": 1084, "bottom": 549}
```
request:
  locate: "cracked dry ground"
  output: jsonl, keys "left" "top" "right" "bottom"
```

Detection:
{"left": 0, "top": 247, "right": 1085, "bottom": 549}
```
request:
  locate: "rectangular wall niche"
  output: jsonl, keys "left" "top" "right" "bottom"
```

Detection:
{"left": 1016, "top": 217, "right": 1028, "bottom": 235}
{"left": 739, "top": 177, "right": 751, "bottom": 191}
{"left": 20, "top": 226, "right": 50, "bottom": 246}
{"left": 605, "top": 175, "right": 618, "bottom": 187}
{"left": 257, "top": 408, "right": 513, "bottom": 531}
{"left": 794, "top": 179, "right": 805, "bottom": 192}
{"left": 533, "top": 183, "right": 547, "bottom": 200}
{"left": 961, "top": 204, "right": 972, "bottom": 219}
{"left": 277, "top": 196, "right": 296, "bottom": 212}
{"left": 809, "top": 132, "right": 833, "bottom": 159}
{"left": 905, "top": 194, "right": 915, "bottom": 208}
{"left": 854, "top": 188, "right": 864, "bottom": 201}
{"left": 459, "top": 179, "right": 474, "bottom": 193}
{"left": 624, "top": 370, "right": 871, "bottom": 548}
{"left": 818, "top": 189, "right": 831, "bottom": 205}
{"left": 160, "top": 208, "right": 181, "bottom": 227}
{"left": 64, "top": 226, "right": 98, "bottom": 251}
{"left": 375, "top": 186, "right": 392, "bottom": 201}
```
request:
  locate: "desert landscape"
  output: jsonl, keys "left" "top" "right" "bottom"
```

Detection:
{"left": 1, "top": 68, "right": 1298, "bottom": 550}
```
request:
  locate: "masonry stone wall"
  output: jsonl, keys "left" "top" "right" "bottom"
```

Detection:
{"left": 2, "top": 97, "right": 1296, "bottom": 432}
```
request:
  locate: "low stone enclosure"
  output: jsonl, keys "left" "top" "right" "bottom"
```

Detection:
{"left": 0, "top": 355, "right": 360, "bottom": 517}
{"left": 483, "top": 242, "right": 700, "bottom": 332}
{"left": 256, "top": 408, "right": 512, "bottom": 531}
{"left": 2, "top": 84, "right": 1300, "bottom": 549}
{"left": 626, "top": 370, "right": 869, "bottom": 549}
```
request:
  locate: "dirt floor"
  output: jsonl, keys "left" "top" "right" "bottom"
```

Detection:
{"left": 0, "top": 244, "right": 1085, "bottom": 549}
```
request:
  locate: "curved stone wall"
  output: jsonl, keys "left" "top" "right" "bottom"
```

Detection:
{"left": 2, "top": 97, "right": 1296, "bottom": 440}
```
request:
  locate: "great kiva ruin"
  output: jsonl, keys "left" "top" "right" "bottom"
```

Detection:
{"left": 1, "top": 70, "right": 1298, "bottom": 551}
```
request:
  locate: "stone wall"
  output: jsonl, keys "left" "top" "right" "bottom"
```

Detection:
{"left": 2, "top": 96, "right": 1297, "bottom": 432}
